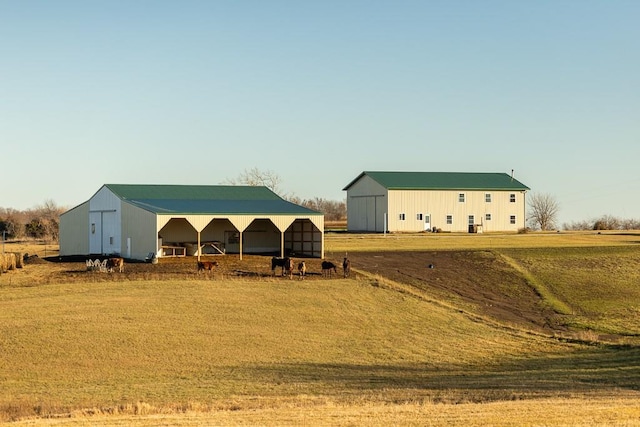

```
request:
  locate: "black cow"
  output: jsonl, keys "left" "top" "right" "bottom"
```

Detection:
{"left": 321, "top": 261, "right": 337, "bottom": 277}
{"left": 271, "top": 257, "right": 294, "bottom": 278}
{"left": 342, "top": 257, "right": 351, "bottom": 278}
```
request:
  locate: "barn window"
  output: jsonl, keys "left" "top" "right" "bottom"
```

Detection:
{"left": 468, "top": 215, "right": 474, "bottom": 225}
{"left": 485, "top": 193, "right": 492, "bottom": 203}
{"left": 458, "top": 193, "right": 465, "bottom": 202}
{"left": 399, "top": 213, "right": 406, "bottom": 221}
{"left": 417, "top": 213, "right": 423, "bottom": 220}
{"left": 446, "top": 215, "right": 452, "bottom": 225}
{"left": 510, "top": 193, "right": 516, "bottom": 203}
{"left": 486, "top": 213, "right": 492, "bottom": 221}
{"left": 510, "top": 215, "right": 516, "bottom": 224}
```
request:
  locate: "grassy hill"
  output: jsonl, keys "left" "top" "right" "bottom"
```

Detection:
{"left": 1, "top": 232, "right": 640, "bottom": 425}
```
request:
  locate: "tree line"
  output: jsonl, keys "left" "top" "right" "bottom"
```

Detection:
{"left": 0, "top": 200, "right": 66, "bottom": 242}
{"left": 223, "top": 167, "right": 346, "bottom": 221}
{"left": 527, "top": 192, "right": 640, "bottom": 231}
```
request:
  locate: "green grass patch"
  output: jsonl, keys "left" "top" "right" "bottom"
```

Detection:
{"left": 502, "top": 246, "right": 640, "bottom": 335}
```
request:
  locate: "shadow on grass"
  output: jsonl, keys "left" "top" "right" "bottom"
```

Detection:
{"left": 240, "top": 345, "right": 640, "bottom": 402}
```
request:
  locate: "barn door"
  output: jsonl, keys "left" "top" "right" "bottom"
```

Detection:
{"left": 89, "top": 210, "right": 118, "bottom": 255}
{"left": 424, "top": 214, "right": 431, "bottom": 231}
{"left": 102, "top": 211, "right": 118, "bottom": 254}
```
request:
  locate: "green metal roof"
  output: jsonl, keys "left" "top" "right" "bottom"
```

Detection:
{"left": 103, "top": 184, "right": 321, "bottom": 215}
{"left": 343, "top": 171, "right": 530, "bottom": 191}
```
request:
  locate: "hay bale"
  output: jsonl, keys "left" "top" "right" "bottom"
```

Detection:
{"left": 0, "top": 253, "right": 15, "bottom": 272}
{"left": 11, "top": 252, "right": 25, "bottom": 268}
{"left": 6, "top": 253, "right": 16, "bottom": 270}
{"left": 0, "top": 253, "right": 17, "bottom": 271}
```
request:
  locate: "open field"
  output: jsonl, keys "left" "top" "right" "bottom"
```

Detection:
{"left": 1, "top": 232, "right": 639, "bottom": 425}
{"left": 324, "top": 229, "right": 640, "bottom": 253}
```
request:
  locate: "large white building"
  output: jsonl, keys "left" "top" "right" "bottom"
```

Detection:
{"left": 343, "top": 171, "right": 530, "bottom": 233}
{"left": 59, "top": 184, "right": 324, "bottom": 260}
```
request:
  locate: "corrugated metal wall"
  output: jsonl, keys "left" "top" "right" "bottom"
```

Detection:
{"left": 387, "top": 189, "right": 527, "bottom": 232}
{"left": 346, "top": 175, "right": 388, "bottom": 232}
{"left": 59, "top": 202, "right": 90, "bottom": 256}
{"left": 121, "top": 203, "right": 157, "bottom": 259}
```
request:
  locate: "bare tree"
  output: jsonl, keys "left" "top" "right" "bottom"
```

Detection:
{"left": 222, "top": 169, "right": 347, "bottom": 220}
{"left": 222, "top": 167, "right": 284, "bottom": 196}
{"left": 528, "top": 193, "right": 560, "bottom": 231}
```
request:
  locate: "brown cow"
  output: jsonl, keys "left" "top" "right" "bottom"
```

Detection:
{"left": 197, "top": 260, "right": 219, "bottom": 273}
{"left": 297, "top": 261, "right": 306, "bottom": 280}
{"left": 106, "top": 257, "right": 124, "bottom": 273}
{"left": 284, "top": 257, "right": 295, "bottom": 279}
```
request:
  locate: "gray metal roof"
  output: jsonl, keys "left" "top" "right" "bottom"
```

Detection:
{"left": 104, "top": 184, "right": 321, "bottom": 215}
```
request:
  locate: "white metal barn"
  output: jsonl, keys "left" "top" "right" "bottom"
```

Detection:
{"left": 59, "top": 184, "right": 324, "bottom": 260}
{"left": 343, "top": 171, "right": 530, "bottom": 233}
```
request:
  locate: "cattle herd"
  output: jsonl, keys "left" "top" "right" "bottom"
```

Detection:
{"left": 87, "top": 255, "right": 352, "bottom": 279}
{"left": 272, "top": 256, "right": 351, "bottom": 280}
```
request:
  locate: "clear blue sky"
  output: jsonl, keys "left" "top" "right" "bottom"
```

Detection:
{"left": 1, "top": 1, "right": 638, "bottom": 226}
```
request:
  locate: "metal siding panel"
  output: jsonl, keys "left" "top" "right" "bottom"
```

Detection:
{"left": 346, "top": 175, "right": 387, "bottom": 232}
{"left": 90, "top": 187, "right": 121, "bottom": 211}
{"left": 184, "top": 215, "right": 214, "bottom": 232}
{"left": 347, "top": 175, "right": 386, "bottom": 196}
{"left": 121, "top": 203, "right": 158, "bottom": 260}
{"left": 271, "top": 216, "right": 296, "bottom": 232}
{"left": 228, "top": 216, "right": 253, "bottom": 231}
{"left": 59, "top": 202, "right": 90, "bottom": 256}
{"left": 387, "top": 189, "right": 526, "bottom": 233}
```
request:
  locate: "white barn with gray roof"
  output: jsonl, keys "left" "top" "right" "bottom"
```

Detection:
{"left": 59, "top": 184, "right": 324, "bottom": 260}
{"left": 343, "top": 171, "right": 530, "bottom": 233}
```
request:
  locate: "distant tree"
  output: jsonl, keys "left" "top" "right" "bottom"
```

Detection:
{"left": 25, "top": 218, "right": 46, "bottom": 239}
{"left": 562, "top": 219, "right": 592, "bottom": 231}
{"left": 223, "top": 169, "right": 347, "bottom": 220}
{"left": 222, "top": 167, "right": 284, "bottom": 196}
{"left": 593, "top": 215, "right": 621, "bottom": 231}
{"left": 564, "top": 215, "right": 640, "bottom": 231}
{"left": 299, "top": 197, "right": 346, "bottom": 221}
{"left": 35, "top": 199, "right": 64, "bottom": 241}
{"left": 621, "top": 218, "right": 640, "bottom": 230}
{"left": 0, "top": 208, "right": 24, "bottom": 239}
{"left": 528, "top": 193, "right": 560, "bottom": 231}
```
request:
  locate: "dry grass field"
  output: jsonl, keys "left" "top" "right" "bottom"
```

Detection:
{"left": 1, "top": 232, "right": 640, "bottom": 425}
